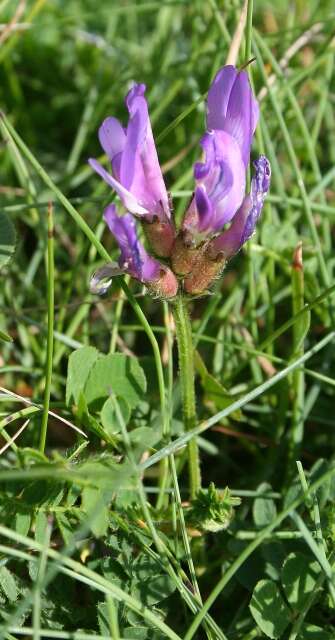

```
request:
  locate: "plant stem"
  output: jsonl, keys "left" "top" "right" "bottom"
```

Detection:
{"left": 172, "top": 296, "right": 201, "bottom": 499}
{"left": 39, "top": 203, "right": 54, "bottom": 454}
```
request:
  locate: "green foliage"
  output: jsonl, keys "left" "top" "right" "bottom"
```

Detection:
{"left": 253, "top": 483, "right": 278, "bottom": 527}
{"left": 249, "top": 579, "right": 291, "bottom": 639}
{"left": 0, "top": 0, "right": 335, "bottom": 638}
{"left": 187, "top": 482, "right": 241, "bottom": 532}
{"left": 281, "top": 553, "right": 321, "bottom": 609}
{"left": 0, "top": 566, "right": 18, "bottom": 603}
{"left": 0, "top": 211, "right": 15, "bottom": 270}
{"left": 66, "top": 346, "right": 100, "bottom": 405}
{"left": 66, "top": 347, "right": 147, "bottom": 411}
{"left": 250, "top": 552, "right": 324, "bottom": 638}
{"left": 84, "top": 352, "right": 146, "bottom": 410}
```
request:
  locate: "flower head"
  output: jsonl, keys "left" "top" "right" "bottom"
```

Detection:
{"left": 89, "top": 84, "right": 175, "bottom": 257}
{"left": 180, "top": 66, "right": 260, "bottom": 242}
{"left": 89, "top": 64, "right": 270, "bottom": 299}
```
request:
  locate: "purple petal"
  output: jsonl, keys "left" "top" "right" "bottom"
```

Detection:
{"left": 103, "top": 204, "right": 161, "bottom": 283}
{"left": 124, "top": 84, "right": 170, "bottom": 218}
{"left": 207, "top": 65, "right": 238, "bottom": 130}
{"left": 194, "top": 132, "right": 216, "bottom": 181}
{"left": 98, "top": 117, "right": 126, "bottom": 177}
{"left": 211, "top": 155, "right": 271, "bottom": 257}
{"left": 88, "top": 158, "right": 148, "bottom": 215}
{"left": 195, "top": 185, "right": 213, "bottom": 232}
{"left": 206, "top": 66, "right": 259, "bottom": 168}
{"left": 185, "top": 130, "right": 245, "bottom": 236}
{"left": 223, "top": 70, "right": 259, "bottom": 167}
{"left": 199, "top": 131, "right": 245, "bottom": 229}
{"left": 121, "top": 101, "right": 146, "bottom": 190}
{"left": 241, "top": 155, "right": 271, "bottom": 244}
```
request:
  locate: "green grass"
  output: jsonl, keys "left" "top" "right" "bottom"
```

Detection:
{"left": 0, "top": 0, "right": 335, "bottom": 638}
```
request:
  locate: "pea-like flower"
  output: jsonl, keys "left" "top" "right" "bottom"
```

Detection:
{"left": 89, "top": 84, "right": 175, "bottom": 258}
{"left": 90, "top": 205, "right": 178, "bottom": 299}
{"left": 89, "top": 64, "right": 270, "bottom": 299}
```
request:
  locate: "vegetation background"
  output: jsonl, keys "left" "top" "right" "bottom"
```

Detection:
{"left": 0, "top": 0, "right": 335, "bottom": 638}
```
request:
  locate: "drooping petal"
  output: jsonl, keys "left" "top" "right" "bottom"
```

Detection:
{"left": 89, "top": 262, "right": 125, "bottom": 295}
{"left": 103, "top": 204, "right": 161, "bottom": 283}
{"left": 88, "top": 158, "right": 148, "bottom": 216}
{"left": 207, "top": 65, "right": 238, "bottom": 130}
{"left": 210, "top": 155, "right": 271, "bottom": 258}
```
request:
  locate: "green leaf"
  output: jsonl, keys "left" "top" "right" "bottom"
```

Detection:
{"left": 97, "top": 601, "right": 115, "bottom": 636}
{"left": 84, "top": 353, "right": 146, "bottom": 410}
{"left": 14, "top": 510, "right": 31, "bottom": 537}
{"left": 0, "top": 566, "right": 18, "bottom": 602}
{"left": 194, "top": 351, "right": 242, "bottom": 418}
{"left": 298, "top": 624, "right": 333, "bottom": 639}
{"left": 249, "top": 579, "right": 291, "bottom": 639}
{"left": 0, "top": 211, "right": 16, "bottom": 269}
{"left": 281, "top": 552, "right": 321, "bottom": 609}
{"left": 261, "top": 541, "right": 286, "bottom": 582}
{"left": 124, "top": 628, "right": 166, "bottom": 640}
{"left": 56, "top": 513, "right": 74, "bottom": 546}
{"left": 35, "top": 510, "right": 48, "bottom": 544}
{"left": 66, "top": 346, "right": 99, "bottom": 405}
{"left": 78, "top": 457, "right": 136, "bottom": 492}
{"left": 77, "top": 391, "right": 118, "bottom": 444}
{"left": 131, "top": 574, "right": 176, "bottom": 606}
{"left": 253, "top": 483, "right": 277, "bottom": 527}
{"left": 0, "top": 328, "right": 12, "bottom": 342}
{"left": 101, "top": 395, "right": 131, "bottom": 435}
{"left": 82, "top": 485, "right": 109, "bottom": 538}
{"left": 129, "top": 427, "right": 160, "bottom": 453}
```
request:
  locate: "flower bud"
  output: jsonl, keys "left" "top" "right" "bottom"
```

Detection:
{"left": 149, "top": 268, "right": 179, "bottom": 299}
{"left": 184, "top": 247, "right": 225, "bottom": 295}
{"left": 171, "top": 233, "right": 199, "bottom": 276}
{"left": 142, "top": 217, "right": 176, "bottom": 258}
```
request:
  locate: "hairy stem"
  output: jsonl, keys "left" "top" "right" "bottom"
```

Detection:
{"left": 172, "top": 296, "right": 201, "bottom": 498}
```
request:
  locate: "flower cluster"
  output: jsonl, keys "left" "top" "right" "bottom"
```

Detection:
{"left": 89, "top": 65, "right": 271, "bottom": 299}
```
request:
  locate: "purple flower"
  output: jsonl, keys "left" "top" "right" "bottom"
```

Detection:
{"left": 89, "top": 64, "right": 270, "bottom": 298}
{"left": 210, "top": 155, "right": 271, "bottom": 259}
{"left": 88, "top": 84, "right": 170, "bottom": 222}
{"left": 90, "top": 205, "right": 178, "bottom": 299}
{"left": 104, "top": 205, "right": 160, "bottom": 281}
{"left": 182, "top": 65, "right": 263, "bottom": 239}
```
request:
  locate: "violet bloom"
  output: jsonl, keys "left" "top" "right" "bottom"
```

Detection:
{"left": 90, "top": 205, "right": 178, "bottom": 299}
{"left": 89, "top": 84, "right": 175, "bottom": 257}
{"left": 181, "top": 65, "right": 261, "bottom": 239}
{"left": 171, "top": 65, "right": 270, "bottom": 293}
{"left": 89, "top": 64, "right": 270, "bottom": 298}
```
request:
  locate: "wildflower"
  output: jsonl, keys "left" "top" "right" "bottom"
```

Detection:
{"left": 89, "top": 84, "right": 175, "bottom": 257}
{"left": 172, "top": 65, "right": 271, "bottom": 293}
{"left": 90, "top": 205, "right": 178, "bottom": 299}
{"left": 89, "top": 65, "right": 270, "bottom": 299}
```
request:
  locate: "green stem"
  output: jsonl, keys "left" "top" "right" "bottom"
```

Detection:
{"left": 172, "top": 296, "right": 201, "bottom": 499}
{"left": 39, "top": 204, "right": 54, "bottom": 454}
